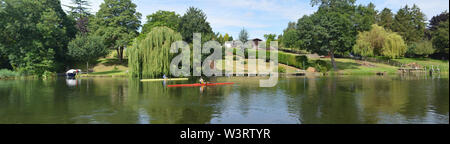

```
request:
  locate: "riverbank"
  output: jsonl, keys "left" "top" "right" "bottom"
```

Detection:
{"left": 2, "top": 56, "right": 448, "bottom": 79}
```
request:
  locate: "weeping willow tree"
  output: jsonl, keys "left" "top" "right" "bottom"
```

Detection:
{"left": 353, "top": 24, "right": 388, "bottom": 57}
{"left": 353, "top": 24, "right": 407, "bottom": 59}
{"left": 382, "top": 33, "right": 407, "bottom": 59}
{"left": 128, "top": 27, "right": 182, "bottom": 78}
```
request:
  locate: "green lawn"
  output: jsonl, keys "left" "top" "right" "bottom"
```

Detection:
{"left": 319, "top": 58, "right": 399, "bottom": 75}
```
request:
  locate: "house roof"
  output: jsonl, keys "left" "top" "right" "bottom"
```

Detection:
{"left": 250, "top": 38, "right": 263, "bottom": 41}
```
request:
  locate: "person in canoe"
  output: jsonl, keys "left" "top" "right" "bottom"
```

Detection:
{"left": 199, "top": 77, "right": 207, "bottom": 85}
{"left": 162, "top": 74, "right": 167, "bottom": 86}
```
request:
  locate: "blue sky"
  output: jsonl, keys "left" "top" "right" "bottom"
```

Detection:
{"left": 61, "top": 0, "right": 449, "bottom": 39}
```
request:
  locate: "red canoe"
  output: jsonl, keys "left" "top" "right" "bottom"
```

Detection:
{"left": 167, "top": 82, "right": 234, "bottom": 87}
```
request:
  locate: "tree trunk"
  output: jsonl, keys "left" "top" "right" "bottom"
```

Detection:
{"left": 86, "top": 61, "right": 89, "bottom": 74}
{"left": 117, "top": 47, "right": 123, "bottom": 62}
{"left": 330, "top": 52, "right": 337, "bottom": 71}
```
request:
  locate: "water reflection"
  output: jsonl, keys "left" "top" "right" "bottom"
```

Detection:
{"left": 0, "top": 75, "right": 448, "bottom": 124}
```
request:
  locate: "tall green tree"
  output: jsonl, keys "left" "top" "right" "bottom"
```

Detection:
{"left": 67, "top": 35, "right": 108, "bottom": 72}
{"left": 429, "top": 11, "right": 449, "bottom": 31}
{"left": 432, "top": 19, "right": 449, "bottom": 59}
{"left": 0, "top": 0, "right": 76, "bottom": 75}
{"left": 377, "top": 8, "right": 394, "bottom": 30}
{"left": 64, "top": 0, "right": 91, "bottom": 34}
{"left": 223, "top": 33, "right": 230, "bottom": 42}
{"left": 264, "top": 34, "right": 277, "bottom": 48}
{"left": 297, "top": 0, "right": 373, "bottom": 70}
{"left": 282, "top": 29, "right": 301, "bottom": 49}
{"left": 218, "top": 34, "right": 224, "bottom": 44}
{"left": 239, "top": 28, "right": 249, "bottom": 43}
{"left": 92, "top": 0, "right": 141, "bottom": 62}
{"left": 408, "top": 40, "right": 435, "bottom": 58}
{"left": 141, "top": 10, "right": 180, "bottom": 34}
{"left": 179, "top": 7, "right": 213, "bottom": 43}
{"left": 392, "top": 5, "right": 426, "bottom": 44}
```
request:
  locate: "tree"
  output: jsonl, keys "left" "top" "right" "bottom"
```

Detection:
{"left": 218, "top": 34, "right": 224, "bottom": 44}
{"left": 408, "top": 40, "right": 435, "bottom": 58}
{"left": 223, "top": 33, "right": 230, "bottom": 42}
{"left": 64, "top": 0, "right": 91, "bottom": 34}
{"left": 179, "top": 7, "right": 213, "bottom": 43}
{"left": 67, "top": 35, "right": 108, "bottom": 72}
{"left": 392, "top": 5, "right": 426, "bottom": 44}
{"left": 141, "top": 10, "right": 180, "bottom": 34}
{"left": 284, "top": 21, "right": 297, "bottom": 33}
{"left": 382, "top": 33, "right": 407, "bottom": 59}
{"left": 353, "top": 24, "right": 408, "bottom": 58}
{"left": 354, "top": 2, "right": 377, "bottom": 32}
{"left": 264, "top": 34, "right": 277, "bottom": 48}
{"left": 92, "top": 0, "right": 141, "bottom": 62}
{"left": 297, "top": 0, "right": 373, "bottom": 70}
{"left": 432, "top": 19, "right": 449, "bottom": 59}
{"left": 0, "top": 0, "right": 76, "bottom": 75}
{"left": 128, "top": 27, "right": 183, "bottom": 78}
{"left": 282, "top": 29, "right": 300, "bottom": 49}
{"left": 429, "top": 11, "right": 449, "bottom": 31}
{"left": 353, "top": 24, "right": 388, "bottom": 57}
{"left": 377, "top": 8, "right": 394, "bottom": 30}
{"left": 239, "top": 28, "right": 249, "bottom": 43}
{"left": 65, "top": 0, "right": 90, "bottom": 18}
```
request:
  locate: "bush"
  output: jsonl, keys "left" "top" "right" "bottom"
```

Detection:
{"left": 278, "top": 52, "right": 308, "bottom": 69}
{"left": 407, "top": 40, "right": 435, "bottom": 57}
{"left": 311, "top": 60, "right": 330, "bottom": 72}
{"left": 0, "top": 69, "right": 19, "bottom": 78}
{"left": 278, "top": 67, "right": 286, "bottom": 73}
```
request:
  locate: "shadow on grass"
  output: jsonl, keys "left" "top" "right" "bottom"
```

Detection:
{"left": 334, "top": 60, "right": 360, "bottom": 70}
{"left": 90, "top": 70, "right": 124, "bottom": 75}
{"left": 97, "top": 58, "right": 128, "bottom": 67}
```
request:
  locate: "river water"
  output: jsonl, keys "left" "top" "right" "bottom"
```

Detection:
{"left": 0, "top": 75, "right": 448, "bottom": 124}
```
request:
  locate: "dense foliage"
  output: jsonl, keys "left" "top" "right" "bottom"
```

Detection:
{"left": 92, "top": 0, "right": 141, "bottom": 62}
{"left": 391, "top": 5, "right": 426, "bottom": 44}
{"left": 65, "top": 0, "right": 91, "bottom": 34}
{"left": 353, "top": 24, "right": 407, "bottom": 58}
{"left": 263, "top": 34, "right": 277, "bottom": 48}
{"left": 295, "top": 0, "right": 375, "bottom": 70}
{"left": 239, "top": 28, "right": 249, "bottom": 43}
{"left": 432, "top": 19, "right": 449, "bottom": 59}
{"left": 179, "top": 7, "right": 213, "bottom": 43}
{"left": 382, "top": 33, "right": 407, "bottom": 59}
{"left": 0, "top": 0, "right": 76, "bottom": 75}
{"left": 67, "top": 35, "right": 109, "bottom": 71}
{"left": 128, "top": 27, "right": 183, "bottom": 78}
{"left": 141, "top": 10, "right": 180, "bottom": 35}
{"left": 407, "top": 40, "right": 435, "bottom": 57}
{"left": 377, "top": 8, "right": 394, "bottom": 30}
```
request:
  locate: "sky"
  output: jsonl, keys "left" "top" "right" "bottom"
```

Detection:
{"left": 61, "top": 0, "right": 450, "bottom": 39}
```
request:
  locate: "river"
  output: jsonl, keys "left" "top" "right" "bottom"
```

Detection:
{"left": 0, "top": 75, "right": 448, "bottom": 124}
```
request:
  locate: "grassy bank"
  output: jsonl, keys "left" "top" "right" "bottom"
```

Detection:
{"left": 312, "top": 58, "right": 399, "bottom": 75}
{"left": 0, "top": 69, "right": 20, "bottom": 79}
{"left": 77, "top": 57, "right": 128, "bottom": 77}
